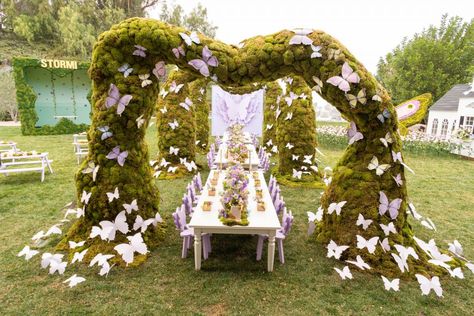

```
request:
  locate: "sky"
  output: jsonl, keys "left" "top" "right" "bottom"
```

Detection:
{"left": 150, "top": 0, "right": 474, "bottom": 74}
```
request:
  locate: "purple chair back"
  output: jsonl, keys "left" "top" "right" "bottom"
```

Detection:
{"left": 196, "top": 172, "right": 203, "bottom": 191}
{"left": 187, "top": 183, "right": 196, "bottom": 201}
{"left": 281, "top": 209, "right": 294, "bottom": 235}
{"left": 177, "top": 205, "right": 188, "bottom": 231}
{"left": 274, "top": 195, "right": 285, "bottom": 215}
{"left": 172, "top": 207, "right": 182, "bottom": 231}
{"left": 182, "top": 194, "right": 193, "bottom": 215}
{"left": 207, "top": 152, "right": 214, "bottom": 169}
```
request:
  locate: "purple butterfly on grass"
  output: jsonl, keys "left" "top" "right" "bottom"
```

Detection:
{"left": 133, "top": 45, "right": 146, "bottom": 57}
{"left": 106, "top": 146, "right": 128, "bottom": 167}
{"left": 188, "top": 46, "right": 218, "bottom": 77}
{"left": 105, "top": 84, "right": 132, "bottom": 116}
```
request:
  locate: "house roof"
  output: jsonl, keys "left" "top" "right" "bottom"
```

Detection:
{"left": 430, "top": 84, "right": 474, "bottom": 112}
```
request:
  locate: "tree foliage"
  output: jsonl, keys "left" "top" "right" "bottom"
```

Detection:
{"left": 159, "top": 1, "right": 217, "bottom": 38}
{"left": 377, "top": 15, "right": 474, "bottom": 104}
{"left": 0, "top": 70, "right": 18, "bottom": 121}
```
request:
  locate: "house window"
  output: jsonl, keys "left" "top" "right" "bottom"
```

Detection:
{"left": 460, "top": 116, "right": 474, "bottom": 133}
{"left": 431, "top": 119, "right": 439, "bottom": 135}
{"left": 440, "top": 119, "right": 449, "bottom": 138}
{"left": 452, "top": 120, "right": 457, "bottom": 132}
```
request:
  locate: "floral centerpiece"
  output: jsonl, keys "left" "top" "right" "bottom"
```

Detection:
{"left": 225, "top": 123, "right": 249, "bottom": 164}
{"left": 219, "top": 164, "right": 249, "bottom": 226}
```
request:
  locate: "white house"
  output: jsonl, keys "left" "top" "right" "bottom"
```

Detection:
{"left": 426, "top": 80, "right": 474, "bottom": 139}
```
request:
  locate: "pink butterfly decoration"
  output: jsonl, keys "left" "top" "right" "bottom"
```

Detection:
{"left": 172, "top": 46, "right": 185, "bottom": 59}
{"left": 105, "top": 84, "right": 133, "bottom": 116}
{"left": 106, "top": 146, "right": 128, "bottom": 167}
{"left": 326, "top": 62, "right": 360, "bottom": 93}
{"left": 188, "top": 46, "right": 219, "bottom": 77}
{"left": 392, "top": 173, "right": 403, "bottom": 187}
{"left": 133, "top": 45, "right": 147, "bottom": 57}
{"left": 289, "top": 28, "right": 313, "bottom": 45}
{"left": 179, "top": 97, "right": 193, "bottom": 111}
{"left": 347, "top": 121, "right": 363, "bottom": 145}
{"left": 152, "top": 61, "right": 166, "bottom": 79}
{"left": 378, "top": 191, "right": 402, "bottom": 219}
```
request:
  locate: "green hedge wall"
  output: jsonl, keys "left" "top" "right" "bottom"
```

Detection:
{"left": 188, "top": 78, "right": 210, "bottom": 152}
{"left": 12, "top": 57, "right": 90, "bottom": 135}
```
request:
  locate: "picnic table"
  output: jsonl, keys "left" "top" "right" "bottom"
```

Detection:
{"left": 0, "top": 141, "right": 18, "bottom": 153}
{"left": 0, "top": 151, "right": 53, "bottom": 182}
{"left": 188, "top": 169, "right": 281, "bottom": 272}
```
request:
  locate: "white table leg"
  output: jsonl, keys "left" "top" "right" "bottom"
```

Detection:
{"left": 267, "top": 230, "right": 276, "bottom": 272}
{"left": 194, "top": 228, "right": 202, "bottom": 270}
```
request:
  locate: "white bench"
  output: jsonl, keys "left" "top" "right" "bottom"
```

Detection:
{"left": 0, "top": 141, "right": 19, "bottom": 153}
{"left": 73, "top": 133, "right": 89, "bottom": 164}
{"left": 0, "top": 152, "right": 53, "bottom": 182}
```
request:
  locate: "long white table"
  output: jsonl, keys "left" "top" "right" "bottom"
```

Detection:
{"left": 214, "top": 144, "right": 260, "bottom": 169}
{"left": 188, "top": 169, "right": 281, "bottom": 271}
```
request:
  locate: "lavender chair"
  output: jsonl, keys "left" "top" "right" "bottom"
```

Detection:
{"left": 172, "top": 206, "right": 211, "bottom": 259}
{"left": 268, "top": 175, "right": 275, "bottom": 193}
{"left": 194, "top": 173, "right": 203, "bottom": 191}
{"left": 274, "top": 194, "right": 286, "bottom": 215}
{"left": 271, "top": 185, "right": 281, "bottom": 204}
{"left": 182, "top": 194, "right": 194, "bottom": 215}
{"left": 187, "top": 183, "right": 196, "bottom": 202}
{"left": 256, "top": 208, "right": 294, "bottom": 264}
{"left": 207, "top": 152, "right": 215, "bottom": 169}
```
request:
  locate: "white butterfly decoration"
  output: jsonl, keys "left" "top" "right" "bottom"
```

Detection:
{"left": 271, "top": 145, "right": 278, "bottom": 153}
{"left": 275, "top": 108, "right": 281, "bottom": 119}
{"left": 90, "top": 211, "right": 129, "bottom": 241}
{"left": 379, "top": 132, "right": 393, "bottom": 147}
{"left": 413, "top": 237, "right": 450, "bottom": 263}
{"left": 380, "top": 222, "right": 397, "bottom": 236}
{"left": 184, "top": 160, "right": 197, "bottom": 172}
{"left": 41, "top": 253, "right": 63, "bottom": 269}
{"left": 81, "top": 190, "right": 92, "bottom": 205}
{"left": 285, "top": 112, "right": 293, "bottom": 120}
{"left": 347, "top": 121, "right": 363, "bottom": 145}
{"left": 179, "top": 157, "right": 188, "bottom": 164}
{"left": 285, "top": 77, "right": 294, "bottom": 85}
{"left": 32, "top": 230, "right": 46, "bottom": 241}
{"left": 68, "top": 240, "right": 85, "bottom": 249}
{"left": 199, "top": 88, "right": 205, "bottom": 95}
{"left": 266, "top": 139, "right": 273, "bottom": 147}
{"left": 17, "top": 246, "right": 39, "bottom": 261}
{"left": 153, "top": 170, "right": 162, "bottom": 178}
{"left": 407, "top": 203, "right": 423, "bottom": 221}
{"left": 168, "top": 166, "right": 178, "bottom": 173}
{"left": 89, "top": 253, "right": 114, "bottom": 268}
{"left": 379, "top": 191, "right": 402, "bottom": 219}
{"left": 448, "top": 240, "right": 463, "bottom": 257}
{"left": 379, "top": 237, "right": 391, "bottom": 252}
{"left": 180, "top": 97, "right": 193, "bottom": 111}
{"left": 169, "top": 146, "right": 180, "bottom": 155}
{"left": 356, "top": 213, "right": 373, "bottom": 230}
{"left": 179, "top": 31, "right": 200, "bottom": 46}
{"left": 123, "top": 199, "right": 138, "bottom": 214}
{"left": 136, "top": 115, "right": 145, "bottom": 128}
{"left": 118, "top": 63, "right": 133, "bottom": 77}
{"left": 392, "top": 151, "right": 415, "bottom": 174}
{"left": 356, "top": 235, "right": 379, "bottom": 254}
{"left": 292, "top": 169, "right": 302, "bottom": 179}
{"left": 303, "top": 155, "right": 313, "bottom": 164}
{"left": 285, "top": 143, "right": 294, "bottom": 150}
{"left": 310, "top": 45, "right": 322, "bottom": 58}
{"left": 327, "top": 240, "right": 349, "bottom": 259}
{"left": 289, "top": 28, "right": 313, "bottom": 45}
{"left": 323, "top": 176, "right": 332, "bottom": 187}
{"left": 415, "top": 274, "right": 443, "bottom": 297}
{"left": 285, "top": 92, "right": 298, "bottom": 106}
{"left": 159, "top": 89, "right": 169, "bottom": 99}
{"left": 106, "top": 187, "right": 119, "bottom": 202}
{"left": 139, "top": 74, "right": 152, "bottom": 87}
{"left": 160, "top": 158, "right": 171, "bottom": 168}
{"left": 334, "top": 266, "right": 353, "bottom": 280}
{"left": 367, "top": 156, "right": 390, "bottom": 176}
{"left": 381, "top": 276, "right": 399, "bottom": 291}
{"left": 420, "top": 218, "right": 437, "bottom": 231}
{"left": 114, "top": 233, "right": 148, "bottom": 266}
{"left": 45, "top": 224, "right": 62, "bottom": 237}
{"left": 345, "top": 255, "right": 371, "bottom": 270}
{"left": 63, "top": 274, "right": 86, "bottom": 288}
{"left": 44, "top": 254, "right": 67, "bottom": 275}
{"left": 312, "top": 76, "right": 324, "bottom": 94}
{"left": 391, "top": 244, "right": 418, "bottom": 273}
{"left": 447, "top": 267, "right": 464, "bottom": 279}
{"left": 326, "top": 62, "right": 360, "bottom": 93}
{"left": 466, "top": 263, "right": 474, "bottom": 274}
{"left": 327, "top": 201, "right": 347, "bottom": 216}
{"left": 307, "top": 207, "right": 323, "bottom": 236}
{"left": 98, "top": 125, "right": 113, "bottom": 140}
{"left": 99, "top": 261, "right": 115, "bottom": 277}
{"left": 266, "top": 124, "right": 273, "bottom": 130}
{"left": 133, "top": 215, "right": 154, "bottom": 233}
{"left": 82, "top": 161, "right": 100, "bottom": 182}
{"left": 310, "top": 165, "right": 319, "bottom": 173}
{"left": 168, "top": 119, "right": 179, "bottom": 130}
{"left": 169, "top": 81, "right": 184, "bottom": 94}
{"left": 152, "top": 212, "right": 163, "bottom": 226}
{"left": 71, "top": 249, "right": 88, "bottom": 264}
{"left": 292, "top": 155, "right": 299, "bottom": 161}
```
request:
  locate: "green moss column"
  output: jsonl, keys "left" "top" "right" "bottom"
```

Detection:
{"left": 188, "top": 78, "right": 210, "bottom": 152}
{"left": 275, "top": 76, "right": 322, "bottom": 187}
{"left": 156, "top": 70, "right": 196, "bottom": 178}
{"left": 263, "top": 81, "right": 282, "bottom": 150}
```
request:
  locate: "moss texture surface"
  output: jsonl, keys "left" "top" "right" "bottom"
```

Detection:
{"left": 188, "top": 78, "right": 210, "bottom": 152}
{"left": 262, "top": 81, "right": 282, "bottom": 149}
{"left": 12, "top": 57, "right": 90, "bottom": 135}
{"left": 75, "top": 17, "right": 433, "bottom": 272}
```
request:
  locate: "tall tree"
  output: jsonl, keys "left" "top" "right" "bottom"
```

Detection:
{"left": 377, "top": 15, "right": 474, "bottom": 104}
{"left": 159, "top": 1, "right": 217, "bottom": 38}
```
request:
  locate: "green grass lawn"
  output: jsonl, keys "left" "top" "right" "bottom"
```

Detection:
{"left": 1, "top": 126, "right": 473, "bottom": 315}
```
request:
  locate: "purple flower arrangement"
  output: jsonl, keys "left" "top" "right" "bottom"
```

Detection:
{"left": 219, "top": 164, "right": 250, "bottom": 226}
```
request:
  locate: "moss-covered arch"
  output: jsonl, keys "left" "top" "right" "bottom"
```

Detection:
{"left": 73, "top": 17, "right": 434, "bottom": 272}
{"left": 188, "top": 78, "right": 210, "bottom": 152}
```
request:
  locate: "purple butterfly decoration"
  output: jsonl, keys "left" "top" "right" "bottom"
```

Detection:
{"left": 105, "top": 84, "right": 132, "bottom": 116}
{"left": 326, "top": 62, "right": 360, "bottom": 93}
{"left": 153, "top": 61, "right": 166, "bottom": 79}
{"left": 392, "top": 173, "right": 403, "bottom": 187}
{"left": 172, "top": 46, "right": 185, "bottom": 59}
{"left": 188, "top": 46, "right": 218, "bottom": 77}
{"left": 347, "top": 121, "right": 363, "bottom": 145}
{"left": 133, "top": 45, "right": 147, "bottom": 57}
{"left": 106, "top": 146, "right": 128, "bottom": 167}
{"left": 378, "top": 191, "right": 402, "bottom": 219}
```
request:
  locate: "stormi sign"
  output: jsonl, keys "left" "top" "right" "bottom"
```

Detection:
{"left": 40, "top": 59, "right": 78, "bottom": 70}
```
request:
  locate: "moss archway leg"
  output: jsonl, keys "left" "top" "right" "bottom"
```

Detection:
{"left": 263, "top": 81, "right": 282, "bottom": 152}
{"left": 189, "top": 78, "right": 210, "bottom": 153}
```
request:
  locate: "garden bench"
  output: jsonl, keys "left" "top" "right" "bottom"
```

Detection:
{"left": 0, "top": 152, "right": 53, "bottom": 182}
